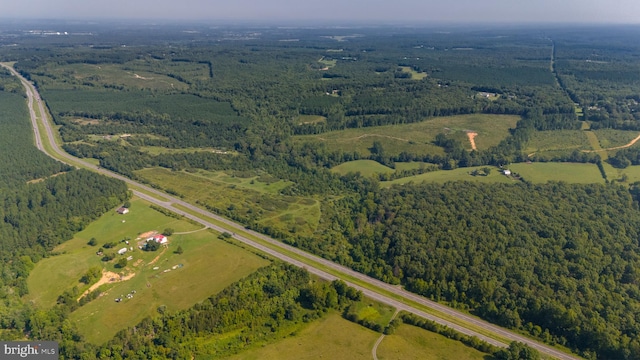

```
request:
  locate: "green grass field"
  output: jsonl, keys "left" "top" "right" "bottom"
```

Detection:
{"left": 135, "top": 168, "right": 320, "bottom": 237}
{"left": 509, "top": 162, "right": 605, "bottom": 184}
{"left": 600, "top": 163, "right": 640, "bottom": 183}
{"left": 40, "top": 63, "right": 189, "bottom": 91}
{"left": 331, "top": 160, "right": 394, "bottom": 177}
{"left": 584, "top": 130, "right": 607, "bottom": 160}
{"left": 27, "top": 197, "right": 269, "bottom": 344}
{"left": 382, "top": 166, "right": 515, "bottom": 187}
{"left": 394, "top": 162, "right": 437, "bottom": 171}
{"left": 70, "top": 229, "right": 268, "bottom": 344}
{"left": 227, "top": 312, "right": 379, "bottom": 360}
{"left": 297, "top": 115, "right": 327, "bottom": 125}
{"left": 525, "top": 130, "right": 591, "bottom": 155}
{"left": 27, "top": 197, "right": 203, "bottom": 307}
{"left": 138, "top": 146, "right": 235, "bottom": 156}
{"left": 377, "top": 324, "right": 489, "bottom": 360}
{"left": 399, "top": 66, "right": 428, "bottom": 80}
{"left": 319, "top": 57, "right": 338, "bottom": 68}
{"left": 592, "top": 129, "right": 640, "bottom": 149}
{"left": 294, "top": 114, "right": 519, "bottom": 157}
{"left": 351, "top": 301, "right": 397, "bottom": 328}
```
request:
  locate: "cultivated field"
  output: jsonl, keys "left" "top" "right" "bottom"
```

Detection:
{"left": 509, "top": 162, "right": 605, "bottom": 183}
{"left": 135, "top": 168, "right": 320, "bottom": 237}
{"left": 376, "top": 324, "right": 488, "bottom": 360}
{"left": 27, "top": 197, "right": 269, "bottom": 344}
{"left": 294, "top": 114, "right": 519, "bottom": 156}
{"left": 331, "top": 160, "right": 394, "bottom": 176}
{"left": 227, "top": 312, "right": 379, "bottom": 360}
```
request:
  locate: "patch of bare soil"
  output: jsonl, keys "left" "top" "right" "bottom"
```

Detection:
{"left": 137, "top": 230, "right": 158, "bottom": 240}
{"left": 466, "top": 131, "right": 478, "bottom": 150}
{"left": 77, "top": 270, "right": 135, "bottom": 301}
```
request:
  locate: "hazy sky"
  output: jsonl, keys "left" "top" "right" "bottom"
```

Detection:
{"left": 3, "top": 0, "right": 639, "bottom": 24}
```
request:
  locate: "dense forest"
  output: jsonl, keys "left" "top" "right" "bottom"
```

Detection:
{"left": 3, "top": 24, "right": 640, "bottom": 359}
{"left": 310, "top": 181, "right": 640, "bottom": 359}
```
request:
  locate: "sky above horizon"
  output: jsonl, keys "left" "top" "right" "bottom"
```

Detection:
{"left": 3, "top": 0, "right": 639, "bottom": 24}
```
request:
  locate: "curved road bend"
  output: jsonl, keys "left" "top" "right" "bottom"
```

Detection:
{"left": 2, "top": 63, "right": 580, "bottom": 360}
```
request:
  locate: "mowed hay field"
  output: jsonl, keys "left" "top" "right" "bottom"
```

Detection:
{"left": 227, "top": 312, "right": 379, "bottom": 360}
{"left": 376, "top": 324, "right": 488, "bottom": 360}
{"left": 331, "top": 160, "right": 394, "bottom": 176}
{"left": 134, "top": 168, "right": 320, "bottom": 237}
{"left": 509, "top": 162, "right": 605, "bottom": 184}
{"left": 27, "top": 197, "right": 269, "bottom": 344}
{"left": 293, "top": 114, "right": 520, "bottom": 156}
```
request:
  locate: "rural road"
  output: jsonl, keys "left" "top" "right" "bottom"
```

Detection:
{"left": 2, "top": 63, "right": 581, "bottom": 360}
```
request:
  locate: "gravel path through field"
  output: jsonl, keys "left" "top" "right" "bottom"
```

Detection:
{"left": 174, "top": 226, "right": 208, "bottom": 235}
{"left": 372, "top": 309, "right": 400, "bottom": 360}
{"left": 582, "top": 132, "right": 640, "bottom": 152}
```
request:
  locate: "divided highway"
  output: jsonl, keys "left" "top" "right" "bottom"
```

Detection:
{"left": 2, "top": 63, "right": 580, "bottom": 360}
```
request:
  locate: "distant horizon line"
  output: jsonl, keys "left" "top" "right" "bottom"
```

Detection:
{"left": 1, "top": 17, "right": 639, "bottom": 28}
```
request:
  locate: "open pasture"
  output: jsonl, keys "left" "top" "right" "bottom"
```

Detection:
{"left": 399, "top": 66, "right": 428, "bottom": 80}
{"left": 297, "top": 114, "right": 327, "bottom": 125}
{"left": 27, "top": 197, "right": 268, "bottom": 343}
{"left": 135, "top": 168, "right": 320, "bottom": 237}
{"left": 226, "top": 312, "right": 379, "bottom": 360}
{"left": 349, "top": 300, "right": 396, "bottom": 329}
{"left": 394, "top": 161, "right": 438, "bottom": 171}
{"left": 139, "top": 146, "right": 235, "bottom": 156}
{"left": 592, "top": 129, "right": 640, "bottom": 149}
{"left": 382, "top": 166, "right": 515, "bottom": 187}
{"left": 39, "top": 63, "right": 189, "bottom": 91}
{"left": 331, "top": 160, "right": 394, "bottom": 177}
{"left": 509, "top": 162, "right": 605, "bottom": 183}
{"left": 70, "top": 229, "right": 268, "bottom": 344}
{"left": 601, "top": 163, "right": 640, "bottom": 183}
{"left": 26, "top": 197, "right": 200, "bottom": 307}
{"left": 525, "top": 130, "right": 591, "bottom": 155}
{"left": 294, "top": 114, "right": 519, "bottom": 156}
{"left": 376, "top": 324, "right": 489, "bottom": 360}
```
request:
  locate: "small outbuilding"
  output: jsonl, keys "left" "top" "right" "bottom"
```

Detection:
{"left": 503, "top": 169, "right": 512, "bottom": 176}
{"left": 116, "top": 207, "right": 129, "bottom": 215}
{"left": 118, "top": 247, "right": 128, "bottom": 255}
